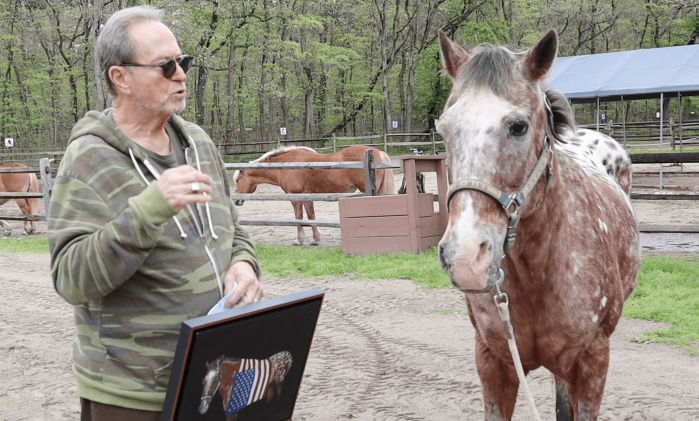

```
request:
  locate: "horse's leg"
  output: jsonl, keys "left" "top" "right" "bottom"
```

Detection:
{"left": 15, "top": 198, "right": 35, "bottom": 234}
{"left": 303, "top": 201, "right": 321, "bottom": 245}
{"left": 569, "top": 334, "right": 611, "bottom": 421}
{"left": 474, "top": 333, "right": 519, "bottom": 420}
{"left": 291, "top": 201, "right": 305, "bottom": 246}
{"left": 554, "top": 375, "right": 573, "bottom": 421}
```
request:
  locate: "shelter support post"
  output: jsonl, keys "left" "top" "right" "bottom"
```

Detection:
{"left": 621, "top": 95, "right": 627, "bottom": 149}
{"left": 679, "top": 93, "right": 683, "bottom": 172}
{"left": 659, "top": 93, "right": 664, "bottom": 189}
{"left": 596, "top": 97, "right": 600, "bottom": 131}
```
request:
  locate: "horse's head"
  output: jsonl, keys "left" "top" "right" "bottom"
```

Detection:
{"left": 199, "top": 356, "right": 223, "bottom": 414}
{"left": 233, "top": 169, "right": 257, "bottom": 206}
{"left": 436, "top": 29, "right": 558, "bottom": 292}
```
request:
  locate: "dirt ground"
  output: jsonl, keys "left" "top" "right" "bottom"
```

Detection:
{"left": 1, "top": 164, "right": 698, "bottom": 420}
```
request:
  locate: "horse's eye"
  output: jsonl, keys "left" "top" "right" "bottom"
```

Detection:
{"left": 509, "top": 121, "right": 529, "bottom": 137}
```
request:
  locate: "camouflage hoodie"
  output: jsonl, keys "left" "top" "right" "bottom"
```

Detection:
{"left": 48, "top": 109, "right": 259, "bottom": 411}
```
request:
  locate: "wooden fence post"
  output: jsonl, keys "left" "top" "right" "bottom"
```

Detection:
{"left": 363, "top": 149, "right": 376, "bottom": 196}
{"left": 39, "top": 158, "right": 53, "bottom": 214}
{"left": 333, "top": 133, "right": 336, "bottom": 153}
{"left": 431, "top": 129, "right": 436, "bottom": 155}
{"left": 383, "top": 133, "right": 388, "bottom": 153}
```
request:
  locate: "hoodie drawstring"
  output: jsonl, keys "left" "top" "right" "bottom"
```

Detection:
{"left": 129, "top": 149, "right": 188, "bottom": 239}
{"left": 185, "top": 139, "right": 219, "bottom": 240}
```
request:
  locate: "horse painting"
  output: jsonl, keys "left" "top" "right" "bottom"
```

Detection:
{"left": 0, "top": 163, "right": 40, "bottom": 235}
{"left": 234, "top": 145, "right": 395, "bottom": 245}
{"left": 199, "top": 351, "right": 293, "bottom": 421}
{"left": 436, "top": 30, "right": 640, "bottom": 420}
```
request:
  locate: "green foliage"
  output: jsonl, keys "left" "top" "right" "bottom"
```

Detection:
{"left": 257, "top": 244, "right": 452, "bottom": 289}
{"left": 624, "top": 256, "right": 699, "bottom": 354}
{"left": 0, "top": 0, "right": 695, "bottom": 153}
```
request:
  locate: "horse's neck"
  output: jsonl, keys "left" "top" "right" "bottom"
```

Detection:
{"left": 251, "top": 169, "right": 282, "bottom": 187}
{"left": 503, "top": 153, "right": 577, "bottom": 287}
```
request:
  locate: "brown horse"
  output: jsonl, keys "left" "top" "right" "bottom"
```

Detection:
{"left": 199, "top": 351, "right": 293, "bottom": 421}
{"left": 234, "top": 145, "right": 395, "bottom": 245}
{"left": 436, "top": 30, "right": 640, "bottom": 420}
{"left": 0, "top": 163, "right": 40, "bottom": 235}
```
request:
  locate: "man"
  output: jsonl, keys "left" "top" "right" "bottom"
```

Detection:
{"left": 47, "top": 6, "right": 262, "bottom": 420}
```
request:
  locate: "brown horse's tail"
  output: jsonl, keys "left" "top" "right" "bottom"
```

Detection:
{"left": 28, "top": 172, "right": 39, "bottom": 215}
{"left": 376, "top": 150, "right": 395, "bottom": 194}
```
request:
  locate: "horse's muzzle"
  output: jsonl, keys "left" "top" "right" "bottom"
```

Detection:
{"left": 438, "top": 236, "right": 501, "bottom": 293}
{"left": 199, "top": 397, "right": 211, "bottom": 414}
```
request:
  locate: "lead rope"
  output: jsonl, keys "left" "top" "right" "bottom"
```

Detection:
{"left": 494, "top": 269, "right": 542, "bottom": 421}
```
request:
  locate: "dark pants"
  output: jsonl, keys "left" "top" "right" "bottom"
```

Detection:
{"left": 80, "top": 398, "right": 161, "bottom": 421}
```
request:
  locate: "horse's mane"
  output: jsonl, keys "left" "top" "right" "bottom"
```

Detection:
{"left": 252, "top": 146, "right": 316, "bottom": 163}
{"left": 233, "top": 146, "right": 318, "bottom": 181}
{"left": 545, "top": 89, "right": 577, "bottom": 144}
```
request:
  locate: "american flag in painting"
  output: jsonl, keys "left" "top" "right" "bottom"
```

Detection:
{"left": 225, "top": 358, "right": 272, "bottom": 415}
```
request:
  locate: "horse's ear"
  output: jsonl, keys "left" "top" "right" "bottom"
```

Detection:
{"left": 438, "top": 29, "right": 469, "bottom": 79}
{"left": 523, "top": 29, "right": 558, "bottom": 82}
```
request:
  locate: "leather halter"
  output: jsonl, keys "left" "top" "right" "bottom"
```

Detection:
{"left": 446, "top": 97, "right": 556, "bottom": 254}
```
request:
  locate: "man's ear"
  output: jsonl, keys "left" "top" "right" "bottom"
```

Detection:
{"left": 108, "top": 65, "right": 132, "bottom": 96}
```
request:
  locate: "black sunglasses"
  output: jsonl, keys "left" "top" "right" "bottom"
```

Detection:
{"left": 120, "top": 55, "right": 193, "bottom": 79}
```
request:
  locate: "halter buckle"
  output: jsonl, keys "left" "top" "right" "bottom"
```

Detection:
{"left": 493, "top": 269, "right": 508, "bottom": 305}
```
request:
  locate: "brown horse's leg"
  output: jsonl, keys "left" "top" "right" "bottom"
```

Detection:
{"left": 555, "top": 376, "right": 573, "bottom": 421}
{"left": 569, "top": 334, "right": 610, "bottom": 421}
{"left": 474, "top": 333, "right": 518, "bottom": 420}
{"left": 15, "top": 198, "right": 35, "bottom": 234}
{"left": 291, "top": 201, "right": 305, "bottom": 245}
{"left": 303, "top": 201, "right": 321, "bottom": 245}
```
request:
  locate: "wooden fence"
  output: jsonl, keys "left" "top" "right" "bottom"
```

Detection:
{"left": 1, "top": 152, "right": 698, "bottom": 235}
{"left": 217, "top": 130, "right": 444, "bottom": 160}
{"left": 580, "top": 119, "right": 699, "bottom": 150}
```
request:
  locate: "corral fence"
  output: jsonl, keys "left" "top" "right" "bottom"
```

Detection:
{"left": 580, "top": 119, "right": 699, "bottom": 150}
{"left": 228, "top": 151, "right": 699, "bottom": 235}
{"left": 1, "top": 152, "right": 697, "bottom": 235}
{"left": 216, "top": 130, "right": 443, "bottom": 161}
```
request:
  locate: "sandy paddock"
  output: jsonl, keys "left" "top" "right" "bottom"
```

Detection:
{"left": 0, "top": 164, "right": 698, "bottom": 420}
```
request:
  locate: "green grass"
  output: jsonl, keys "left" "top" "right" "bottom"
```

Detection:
{"left": 257, "top": 244, "right": 451, "bottom": 289}
{"left": 0, "top": 236, "right": 49, "bottom": 253}
{"left": 624, "top": 255, "right": 699, "bottom": 355}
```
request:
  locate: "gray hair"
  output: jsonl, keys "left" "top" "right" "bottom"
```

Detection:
{"left": 96, "top": 5, "right": 166, "bottom": 95}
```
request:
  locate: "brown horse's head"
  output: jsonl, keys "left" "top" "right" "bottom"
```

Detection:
{"left": 436, "top": 30, "right": 559, "bottom": 292}
{"left": 233, "top": 169, "right": 258, "bottom": 206}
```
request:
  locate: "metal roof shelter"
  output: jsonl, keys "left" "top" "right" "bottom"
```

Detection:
{"left": 545, "top": 44, "right": 699, "bottom": 187}
{"left": 546, "top": 44, "right": 699, "bottom": 102}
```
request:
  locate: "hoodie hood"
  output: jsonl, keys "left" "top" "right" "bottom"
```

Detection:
{"left": 69, "top": 109, "right": 195, "bottom": 163}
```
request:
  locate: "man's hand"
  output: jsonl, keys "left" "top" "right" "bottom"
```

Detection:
{"left": 156, "top": 165, "right": 213, "bottom": 212}
{"left": 223, "top": 261, "right": 263, "bottom": 308}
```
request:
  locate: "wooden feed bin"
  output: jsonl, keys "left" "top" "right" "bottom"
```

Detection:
{"left": 339, "top": 155, "right": 448, "bottom": 255}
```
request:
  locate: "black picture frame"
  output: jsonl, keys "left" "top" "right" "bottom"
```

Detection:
{"left": 161, "top": 288, "right": 325, "bottom": 421}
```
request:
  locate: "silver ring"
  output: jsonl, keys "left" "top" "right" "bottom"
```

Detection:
{"left": 191, "top": 181, "right": 201, "bottom": 192}
{"left": 253, "top": 298, "right": 259, "bottom": 303}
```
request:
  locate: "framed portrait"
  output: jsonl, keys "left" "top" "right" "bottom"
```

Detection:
{"left": 161, "top": 288, "right": 325, "bottom": 421}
